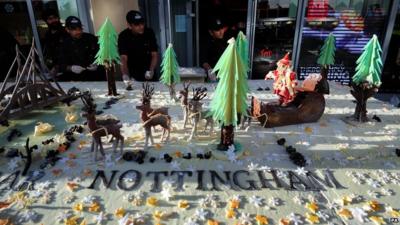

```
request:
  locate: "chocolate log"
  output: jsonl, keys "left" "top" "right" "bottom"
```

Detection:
{"left": 251, "top": 92, "right": 325, "bottom": 128}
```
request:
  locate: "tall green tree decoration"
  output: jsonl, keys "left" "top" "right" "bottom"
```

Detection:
{"left": 94, "top": 18, "right": 120, "bottom": 96}
{"left": 317, "top": 33, "right": 336, "bottom": 94}
{"left": 160, "top": 43, "right": 180, "bottom": 101}
{"left": 236, "top": 31, "right": 249, "bottom": 72}
{"left": 350, "top": 34, "right": 382, "bottom": 122}
{"left": 210, "top": 38, "right": 248, "bottom": 150}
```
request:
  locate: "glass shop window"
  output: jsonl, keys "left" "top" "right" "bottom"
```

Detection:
{"left": 298, "top": 0, "right": 391, "bottom": 83}
{"left": 251, "top": 0, "right": 299, "bottom": 79}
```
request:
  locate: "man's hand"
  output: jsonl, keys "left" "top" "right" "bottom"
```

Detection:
{"left": 145, "top": 70, "right": 154, "bottom": 80}
{"left": 207, "top": 69, "right": 217, "bottom": 82}
{"left": 265, "top": 71, "right": 274, "bottom": 80}
{"left": 86, "top": 64, "right": 98, "bottom": 71}
{"left": 122, "top": 74, "right": 133, "bottom": 90}
{"left": 70, "top": 65, "right": 85, "bottom": 74}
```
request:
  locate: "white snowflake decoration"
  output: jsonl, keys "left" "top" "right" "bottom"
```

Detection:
{"left": 295, "top": 167, "right": 308, "bottom": 176}
{"left": 288, "top": 212, "right": 303, "bottom": 225}
{"left": 269, "top": 197, "right": 280, "bottom": 207}
{"left": 349, "top": 207, "right": 367, "bottom": 222}
{"left": 249, "top": 195, "right": 264, "bottom": 208}
{"left": 93, "top": 211, "right": 107, "bottom": 224}
{"left": 247, "top": 162, "right": 259, "bottom": 171}
{"left": 194, "top": 208, "right": 209, "bottom": 221}
{"left": 239, "top": 212, "right": 252, "bottom": 225}
{"left": 160, "top": 188, "right": 173, "bottom": 201}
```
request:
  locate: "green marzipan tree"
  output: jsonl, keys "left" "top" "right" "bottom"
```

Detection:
{"left": 236, "top": 31, "right": 249, "bottom": 72}
{"left": 94, "top": 17, "right": 120, "bottom": 96}
{"left": 210, "top": 37, "right": 249, "bottom": 150}
{"left": 160, "top": 43, "right": 180, "bottom": 101}
{"left": 350, "top": 34, "right": 383, "bottom": 122}
{"left": 316, "top": 33, "right": 336, "bottom": 94}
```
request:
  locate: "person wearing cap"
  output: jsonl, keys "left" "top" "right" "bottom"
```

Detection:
{"left": 41, "top": 8, "right": 67, "bottom": 75}
{"left": 265, "top": 53, "right": 298, "bottom": 106}
{"left": 201, "top": 17, "right": 229, "bottom": 82}
{"left": 118, "top": 10, "right": 158, "bottom": 90}
{"left": 58, "top": 16, "right": 104, "bottom": 81}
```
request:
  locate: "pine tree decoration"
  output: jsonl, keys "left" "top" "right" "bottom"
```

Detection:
{"left": 350, "top": 35, "right": 383, "bottom": 122}
{"left": 160, "top": 43, "right": 180, "bottom": 101}
{"left": 210, "top": 38, "right": 249, "bottom": 150}
{"left": 94, "top": 18, "right": 120, "bottom": 96}
{"left": 316, "top": 33, "right": 336, "bottom": 94}
{"left": 236, "top": 31, "right": 249, "bottom": 72}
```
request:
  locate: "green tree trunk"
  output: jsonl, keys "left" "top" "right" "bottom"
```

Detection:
{"left": 218, "top": 124, "right": 234, "bottom": 151}
{"left": 316, "top": 66, "right": 330, "bottom": 94}
{"left": 106, "top": 67, "right": 117, "bottom": 96}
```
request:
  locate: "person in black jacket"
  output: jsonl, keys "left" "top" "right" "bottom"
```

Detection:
{"left": 41, "top": 8, "right": 67, "bottom": 76}
{"left": 201, "top": 17, "right": 229, "bottom": 82}
{"left": 118, "top": 10, "right": 158, "bottom": 90}
{"left": 0, "top": 27, "right": 18, "bottom": 80}
{"left": 58, "top": 16, "right": 105, "bottom": 81}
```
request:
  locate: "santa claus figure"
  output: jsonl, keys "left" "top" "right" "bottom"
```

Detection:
{"left": 265, "top": 53, "right": 298, "bottom": 106}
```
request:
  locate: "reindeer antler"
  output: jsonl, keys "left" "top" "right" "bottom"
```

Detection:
{"left": 183, "top": 81, "right": 191, "bottom": 90}
{"left": 142, "top": 82, "right": 155, "bottom": 104}
{"left": 81, "top": 91, "right": 96, "bottom": 113}
{"left": 192, "top": 87, "right": 207, "bottom": 101}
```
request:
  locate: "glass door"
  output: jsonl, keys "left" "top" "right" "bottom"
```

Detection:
{"left": 381, "top": 2, "right": 400, "bottom": 92}
{"left": 169, "top": 0, "right": 198, "bottom": 67}
{"left": 251, "top": 0, "right": 300, "bottom": 79}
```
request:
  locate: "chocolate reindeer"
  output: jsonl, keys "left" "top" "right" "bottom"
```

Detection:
{"left": 137, "top": 83, "right": 171, "bottom": 148}
{"left": 188, "top": 87, "right": 214, "bottom": 140}
{"left": 179, "top": 82, "right": 191, "bottom": 128}
{"left": 81, "top": 92, "right": 124, "bottom": 160}
{"left": 141, "top": 83, "right": 169, "bottom": 116}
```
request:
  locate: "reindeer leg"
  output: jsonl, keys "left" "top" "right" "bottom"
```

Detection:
{"left": 183, "top": 107, "right": 188, "bottom": 129}
{"left": 210, "top": 120, "right": 214, "bottom": 135}
{"left": 161, "top": 128, "right": 165, "bottom": 142}
{"left": 119, "top": 136, "right": 124, "bottom": 155}
{"left": 98, "top": 139, "right": 105, "bottom": 157}
{"left": 91, "top": 138, "right": 95, "bottom": 152}
{"left": 144, "top": 129, "right": 149, "bottom": 149}
{"left": 112, "top": 138, "right": 117, "bottom": 154}
{"left": 188, "top": 119, "right": 196, "bottom": 141}
{"left": 93, "top": 139, "right": 98, "bottom": 161}
{"left": 150, "top": 129, "right": 155, "bottom": 145}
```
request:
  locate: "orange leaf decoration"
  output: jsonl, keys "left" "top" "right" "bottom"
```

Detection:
{"left": 0, "top": 218, "right": 12, "bottom": 225}
{"left": 52, "top": 169, "right": 63, "bottom": 176}
{"left": 207, "top": 220, "right": 219, "bottom": 225}
{"left": 0, "top": 201, "right": 12, "bottom": 209}
{"left": 68, "top": 153, "right": 77, "bottom": 159}
{"left": 256, "top": 215, "right": 269, "bottom": 225}
{"left": 229, "top": 199, "right": 240, "bottom": 209}
{"left": 279, "top": 218, "right": 290, "bottom": 225}
{"left": 66, "top": 182, "right": 79, "bottom": 192}
{"left": 83, "top": 169, "right": 92, "bottom": 177}
{"left": 226, "top": 209, "right": 236, "bottom": 219}
{"left": 57, "top": 144, "right": 67, "bottom": 153}
{"left": 304, "top": 126, "right": 313, "bottom": 134}
{"left": 306, "top": 201, "right": 319, "bottom": 213}
{"left": 88, "top": 202, "right": 101, "bottom": 212}
{"left": 154, "top": 144, "right": 162, "bottom": 150}
{"left": 368, "top": 201, "right": 381, "bottom": 212}
{"left": 174, "top": 151, "right": 182, "bottom": 158}
{"left": 147, "top": 197, "right": 158, "bottom": 207}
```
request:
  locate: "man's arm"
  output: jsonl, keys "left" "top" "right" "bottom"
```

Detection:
{"left": 149, "top": 51, "right": 158, "bottom": 72}
{"left": 120, "top": 54, "right": 129, "bottom": 75}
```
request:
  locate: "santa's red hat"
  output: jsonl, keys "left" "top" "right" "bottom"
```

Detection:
{"left": 279, "top": 53, "right": 291, "bottom": 66}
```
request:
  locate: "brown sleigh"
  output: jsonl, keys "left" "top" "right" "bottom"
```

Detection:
{"left": 251, "top": 91, "right": 326, "bottom": 128}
